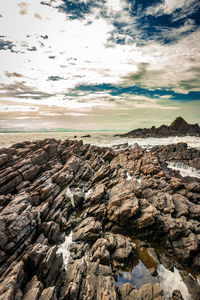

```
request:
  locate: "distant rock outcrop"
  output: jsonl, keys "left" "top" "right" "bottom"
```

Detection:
{"left": 117, "top": 117, "right": 200, "bottom": 138}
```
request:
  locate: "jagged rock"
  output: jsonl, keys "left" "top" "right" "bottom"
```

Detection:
{"left": 0, "top": 138, "right": 199, "bottom": 300}
{"left": 117, "top": 117, "right": 200, "bottom": 138}
{"left": 91, "top": 238, "right": 110, "bottom": 265}
{"left": 23, "top": 275, "right": 43, "bottom": 300}
{"left": 119, "top": 283, "right": 142, "bottom": 300}
{"left": 89, "top": 183, "right": 105, "bottom": 204}
{"left": 180, "top": 270, "right": 200, "bottom": 299}
{"left": 64, "top": 258, "right": 117, "bottom": 300}
{"left": 169, "top": 290, "right": 183, "bottom": 300}
{"left": 40, "top": 286, "right": 57, "bottom": 300}
{"left": 153, "top": 283, "right": 164, "bottom": 299}
{"left": 139, "top": 283, "right": 153, "bottom": 300}
{"left": 107, "top": 180, "right": 139, "bottom": 225}
{"left": 72, "top": 217, "right": 102, "bottom": 242}
{"left": 111, "top": 234, "right": 136, "bottom": 269}
{"left": 172, "top": 194, "right": 189, "bottom": 217}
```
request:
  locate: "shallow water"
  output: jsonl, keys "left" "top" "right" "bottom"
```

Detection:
{"left": 116, "top": 240, "right": 199, "bottom": 300}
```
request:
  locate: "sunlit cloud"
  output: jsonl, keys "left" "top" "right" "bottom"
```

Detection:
{"left": 0, "top": 0, "right": 199, "bottom": 130}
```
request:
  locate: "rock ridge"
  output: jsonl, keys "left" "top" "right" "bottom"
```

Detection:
{"left": 117, "top": 117, "right": 200, "bottom": 138}
{"left": 0, "top": 138, "right": 199, "bottom": 299}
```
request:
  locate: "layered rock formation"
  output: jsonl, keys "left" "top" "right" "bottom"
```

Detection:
{"left": 0, "top": 138, "right": 199, "bottom": 299}
{"left": 117, "top": 117, "right": 200, "bottom": 138}
{"left": 152, "top": 142, "right": 200, "bottom": 170}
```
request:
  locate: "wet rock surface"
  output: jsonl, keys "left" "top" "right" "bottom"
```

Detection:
{"left": 152, "top": 142, "right": 200, "bottom": 171}
{"left": 0, "top": 138, "right": 199, "bottom": 299}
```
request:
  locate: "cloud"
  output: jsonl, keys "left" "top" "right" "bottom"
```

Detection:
{"left": 34, "top": 13, "right": 42, "bottom": 20}
{"left": 17, "top": 2, "right": 29, "bottom": 15}
{"left": 145, "top": 0, "right": 198, "bottom": 17}
{"left": 74, "top": 82, "right": 200, "bottom": 101}
{"left": 48, "top": 75, "right": 63, "bottom": 81}
{"left": 121, "top": 63, "right": 161, "bottom": 84}
{"left": 5, "top": 71, "right": 23, "bottom": 78}
{"left": 0, "top": 0, "right": 199, "bottom": 131}
{"left": 0, "top": 38, "right": 15, "bottom": 51}
{"left": 0, "top": 81, "right": 52, "bottom": 99}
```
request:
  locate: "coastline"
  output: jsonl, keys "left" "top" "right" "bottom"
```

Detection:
{"left": 1, "top": 131, "right": 200, "bottom": 150}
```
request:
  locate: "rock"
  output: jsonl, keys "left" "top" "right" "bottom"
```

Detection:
{"left": 172, "top": 194, "right": 188, "bottom": 217}
{"left": 81, "top": 134, "right": 91, "bottom": 138}
{"left": 91, "top": 238, "right": 110, "bottom": 265}
{"left": 23, "top": 276, "right": 43, "bottom": 300}
{"left": 0, "top": 138, "right": 199, "bottom": 300}
{"left": 0, "top": 153, "right": 9, "bottom": 167}
{"left": 65, "top": 259, "right": 117, "bottom": 300}
{"left": 169, "top": 290, "right": 183, "bottom": 300}
{"left": 134, "top": 204, "right": 157, "bottom": 230}
{"left": 40, "top": 286, "right": 57, "bottom": 300}
{"left": 112, "top": 142, "right": 129, "bottom": 150}
{"left": 89, "top": 183, "right": 105, "bottom": 204}
{"left": 91, "top": 165, "right": 111, "bottom": 184}
{"left": 172, "top": 233, "right": 198, "bottom": 263}
{"left": 153, "top": 283, "right": 164, "bottom": 299}
{"left": 72, "top": 217, "right": 102, "bottom": 242}
{"left": 107, "top": 180, "right": 139, "bottom": 225}
{"left": 119, "top": 283, "right": 142, "bottom": 300}
{"left": 111, "top": 234, "right": 136, "bottom": 269}
{"left": 180, "top": 270, "right": 200, "bottom": 299}
{"left": 118, "top": 117, "right": 200, "bottom": 138}
{"left": 139, "top": 283, "right": 153, "bottom": 300}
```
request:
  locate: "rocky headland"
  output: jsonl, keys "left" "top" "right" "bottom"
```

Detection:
{"left": 0, "top": 138, "right": 200, "bottom": 299}
{"left": 116, "top": 117, "right": 200, "bottom": 138}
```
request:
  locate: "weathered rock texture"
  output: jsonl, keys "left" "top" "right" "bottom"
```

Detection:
{"left": 152, "top": 142, "right": 200, "bottom": 170}
{"left": 117, "top": 117, "right": 200, "bottom": 138}
{"left": 0, "top": 138, "right": 199, "bottom": 299}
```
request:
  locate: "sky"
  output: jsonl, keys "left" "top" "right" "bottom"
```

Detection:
{"left": 0, "top": 0, "right": 200, "bottom": 131}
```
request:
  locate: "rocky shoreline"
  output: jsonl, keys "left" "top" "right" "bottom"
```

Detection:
{"left": 116, "top": 117, "right": 200, "bottom": 138}
{"left": 0, "top": 138, "right": 200, "bottom": 299}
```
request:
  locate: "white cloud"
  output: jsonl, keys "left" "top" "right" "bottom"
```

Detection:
{"left": 0, "top": 0, "right": 199, "bottom": 117}
{"left": 145, "top": 0, "right": 197, "bottom": 16}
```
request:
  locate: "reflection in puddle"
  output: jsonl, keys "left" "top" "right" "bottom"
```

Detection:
{"left": 116, "top": 259, "right": 158, "bottom": 290}
{"left": 116, "top": 242, "right": 197, "bottom": 300}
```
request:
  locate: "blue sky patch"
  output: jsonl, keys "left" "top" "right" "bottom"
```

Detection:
{"left": 75, "top": 83, "right": 200, "bottom": 102}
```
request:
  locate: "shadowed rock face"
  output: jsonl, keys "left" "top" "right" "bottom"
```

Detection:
{"left": 151, "top": 142, "right": 200, "bottom": 170}
{"left": 117, "top": 117, "right": 200, "bottom": 138}
{"left": 0, "top": 138, "right": 199, "bottom": 299}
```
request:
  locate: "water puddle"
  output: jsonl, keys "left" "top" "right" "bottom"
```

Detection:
{"left": 75, "top": 210, "right": 82, "bottom": 219}
{"left": 116, "top": 240, "right": 199, "bottom": 300}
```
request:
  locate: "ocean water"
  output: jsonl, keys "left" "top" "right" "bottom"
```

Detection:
{"left": 1, "top": 132, "right": 200, "bottom": 150}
